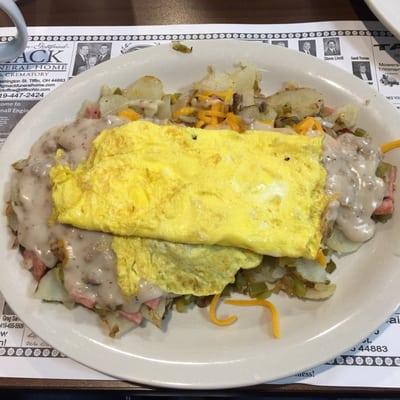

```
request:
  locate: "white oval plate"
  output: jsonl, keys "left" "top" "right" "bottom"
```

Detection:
{"left": 0, "top": 40, "right": 400, "bottom": 389}
{"left": 365, "top": 0, "right": 400, "bottom": 40}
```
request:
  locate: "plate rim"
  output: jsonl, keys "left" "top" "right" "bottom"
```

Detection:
{"left": 365, "top": 0, "right": 400, "bottom": 40}
{"left": 0, "top": 39, "right": 400, "bottom": 389}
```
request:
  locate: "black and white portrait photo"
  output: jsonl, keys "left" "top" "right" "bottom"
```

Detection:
{"left": 323, "top": 38, "right": 341, "bottom": 56}
{"left": 271, "top": 40, "right": 288, "bottom": 48}
{"left": 352, "top": 61, "right": 372, "bottom": 81}
{"left": 97, "top": 43, "right": 111, "bottom": 63}
{"left": 72, "top": 43, "right": 112, "bottom": 76}
{"left": 298, "top": 40, "right": 316, "bottom": 56}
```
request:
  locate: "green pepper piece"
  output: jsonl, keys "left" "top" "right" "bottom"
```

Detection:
{"left": 372, "top": 213, "right": 393, "bottom": 224}
{"left": 326, "top": 260, "right": 337, "bottom": 274}
{"left": 175, "top": 295, "right": 193, "bottom": 313}
{"left": 172, "top": 41, "right": 193, "bottom": 54}
{"left": 256, "top": 288, "right": 272, "bottom": 299}
{"left": 235, "top": 272, "right": 248, "bottom": 293}
{"left": 375, "top": 161, "right": 391, "bottom": 179}
{"left": 353, "top": 128, "right": 367, "bottom": 137}
{"left": 248, "top": 282, "right": 267, "bottom": 298}
{"left": 293, "top": 277, "right": 307, "bottom": 298}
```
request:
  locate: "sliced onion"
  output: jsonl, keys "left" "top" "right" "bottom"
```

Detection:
{"left": 157, "top": 95, "right": 172, "bottom": 120}
{"left": 99, "top": 95, "right": 129, "bottom": 116}
{"left": 34, "top": 267, "right": 70, "bottom": 303}
{"left": 100, "top": 312, "right": 137, "bottom": 338}
{"left": 141, "top": 298, "right": 168, "bottom": 328}
{"left": 303, "top": 283, "right": 336, "bottom": 300}
{"left": 137, "top": 279, "right": 164, "bottom": 303}
{"left": 326, "top": 104, "right": 359, "bottom": 128}
{"left": 326, "top": 227, "right": 362, "bottom": 255}
{"left": 295, "top": 259, "right": 328, "bottom": 283}
{"left": 266, "top": 87, "right": 324, "bottom": 119}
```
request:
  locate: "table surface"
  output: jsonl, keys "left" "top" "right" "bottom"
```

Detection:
{"left": 0, "top": 0, "right": 377, "bottom": 26}
{"left": 0, "top": 0, "right": 390, "bottom": 394}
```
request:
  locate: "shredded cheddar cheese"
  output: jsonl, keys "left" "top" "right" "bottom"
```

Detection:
{"left": 197, "top": 89, "right": 233, "bottom": 104}
{"left": 314, "top": 118, "right": 323, "bottom": 132}
{"left": 294, "top": 117, "right": 314, "bottom": 134}
{"left": 117, "top": 108, "right": 141, "bottom": 121}
{"left": 259, "top": 119, "right": 274, "bottom": 126}
{"left": 198, "top": 107, "right": 225, "bottom": 119}
{"left": 209, "top": 295, "right": 238, "bottom": 326}
{"left": 223, "top": 89, "right": 233, "bottom": 105}
{"left": 226, "top": 112, "right": 244, "bottom": 132}
{"left": 294, "top": 117, "right": 323, "bottom": 135}
{"left": 173, "top": 107, "right": 197, "bottom": 119}
{"left": 175, "top": 91, "right": 245, "bottom": 132}
{"left": 197, "top": 111, "right": 213, "bottom": 124}
{"left": 196, "top": 93, "right": 211, "bottom": 102}
{"left": 316, "top": 249, "right": 327, "bottom": 267}
{"left": 224, "top": 299, "right": 280, "bottom": 338}
{"left": 381, "top": 140, "right": 400, "bottom": 154}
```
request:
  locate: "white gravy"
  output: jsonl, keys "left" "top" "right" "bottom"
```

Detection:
{"left": 10, "top": 118, "right": 138, "bottom": 309}
{"left": 323, "top": 133, "right": 385, "bottom": 242}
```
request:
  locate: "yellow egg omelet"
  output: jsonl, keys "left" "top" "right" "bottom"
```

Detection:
{"left": 50, "top": 120, "right": 328, "bottom": 259}
{"left": 112, "top": 237, "right": 262, "bottom": 296}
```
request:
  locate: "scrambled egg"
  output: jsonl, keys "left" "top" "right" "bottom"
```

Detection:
{"left": 112, "top": 237, "right": 262, "bottom": 296}
{"left": 50, "top": 120, "right": 328, "bottom": 259}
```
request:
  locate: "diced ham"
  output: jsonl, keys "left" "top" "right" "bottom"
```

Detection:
{"left": 336, "top": 128, "right": 353, "bottom": 135}
{"left": 374, "top": 198, "right": 394, "bottom": 215}
{"left": 119, "top": 310, "right": 143, "bottom": 325}
{"left": 22, "top": 249, "right": 47, "bottom": 281}
{"left": 375, "top": 165, "right": 397, "bottom": 216}
{"left": 323, "top": 106, "right": 335, "bottom": 116}
{"left": 69, "top": 289, "right": 96, "bottom": 309}
{"left": 144, "top": 297, "right": 161, "bottom": 310}
{"left": 83, "top": 104, "right": 101, "bottom": 119}
{"left": 386, "top": 165, "right": 397, "bottom": 199}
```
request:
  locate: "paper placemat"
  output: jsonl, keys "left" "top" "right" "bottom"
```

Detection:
{"left": 1, "top": 20, "right": 399, "bottom": 388}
